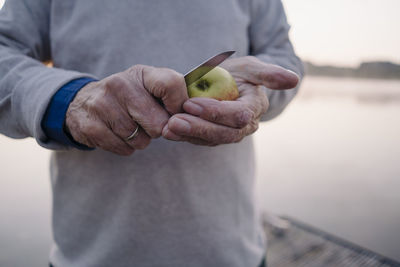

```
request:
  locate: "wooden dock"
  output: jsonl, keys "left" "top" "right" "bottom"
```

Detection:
{"left": 262, "top": 215, "right": 400, "bottom": 267}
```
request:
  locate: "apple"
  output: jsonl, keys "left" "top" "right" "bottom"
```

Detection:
{"left": 187, "top": 66, "right": 239, "bottom": 101}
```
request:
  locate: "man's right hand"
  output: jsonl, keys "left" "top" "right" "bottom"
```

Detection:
{"left": 65, "top": 65, "right": 188, "bottom": 156}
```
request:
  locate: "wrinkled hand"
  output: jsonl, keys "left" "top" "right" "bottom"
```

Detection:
{"left": 66, "top": 65, "right": 188, "bottom": 155}
{"left": 162, "top": 56, "right": 299, "bottom": 146}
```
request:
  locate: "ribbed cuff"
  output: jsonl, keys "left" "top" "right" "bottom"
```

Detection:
{"left": 41, "top": 77, "right": 97, "bottom": 150}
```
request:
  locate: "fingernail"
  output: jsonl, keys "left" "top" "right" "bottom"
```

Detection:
{"left": 184, "top": 101, "right": 203, "bottom": 116}
{"left": 170, "top": 117, "right": 191, "bottom": 134}
{"left": 285, "top": 68, "right": 299, "bottom": 77}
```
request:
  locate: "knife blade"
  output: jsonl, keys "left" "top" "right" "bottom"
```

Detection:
{"left": 184, "top": 50, "right": 235, "bottom": 86}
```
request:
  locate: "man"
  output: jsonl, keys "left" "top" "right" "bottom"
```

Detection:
{"left": 0, "top": 0, "right": 303, "bottom": 266}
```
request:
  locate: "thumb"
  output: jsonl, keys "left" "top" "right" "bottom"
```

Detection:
{"left": 222, "top": 57, "right": 300, "bottom": 90}
{"left": 142, "top": 66, "right": 189, "bottom": 114}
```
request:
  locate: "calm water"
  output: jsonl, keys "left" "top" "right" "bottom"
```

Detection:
{"left": 1, "top": 76, "right": 399, "bottom": 266}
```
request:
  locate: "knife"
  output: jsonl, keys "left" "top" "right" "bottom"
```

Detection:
{"left": 184, "top": 50, "right": 235, "bottom": 86}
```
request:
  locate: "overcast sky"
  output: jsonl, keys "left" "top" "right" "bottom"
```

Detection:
{"left": 1, "top": 0, "right": 399, "bottom": 67}
{"left": 282, "top": 0, "right": 400, "bottom": 66}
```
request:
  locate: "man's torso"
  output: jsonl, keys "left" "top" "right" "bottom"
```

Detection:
{"left": 48, "top": 1, "right": 265, "bottom": 266}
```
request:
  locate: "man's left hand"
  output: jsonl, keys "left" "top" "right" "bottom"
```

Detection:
{"left": 162, "top": 56, "right": 299, "bottom": 146}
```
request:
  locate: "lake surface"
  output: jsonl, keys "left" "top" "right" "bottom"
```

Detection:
{"left": 1, "top": 76, "right": 399, "bottom": 266}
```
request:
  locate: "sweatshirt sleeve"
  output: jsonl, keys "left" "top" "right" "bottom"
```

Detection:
{"left": 0, "top": 0, "right": 97, "bottom": 149}
{"left": 249, "top": 0, "right": 304, "bottom": 121}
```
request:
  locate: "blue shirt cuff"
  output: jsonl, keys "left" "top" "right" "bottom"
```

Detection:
{"left": 42, "top": 77, "right": 97, "bottom": 150}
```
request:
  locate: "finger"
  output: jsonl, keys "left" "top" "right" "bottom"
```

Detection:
{"left": 81, "top": 121, "right": 135, "bottom": 156}
{"left": 182, "top": 137, "right": 218, "bottom": 146}
{"left": 142, "top": 66, "right": 188, "bottom": 114}
{"left": 183, "top": 85, "right": 268, "bottom": 128}
{"left": 109, "top": 119, "right": 151, "bottom": 150}
{"left": 98, "top": 105, "right": 152, "bottom": 150}
{"left": 162, "top": 125, "right": 217, "bottom": 146}
{"left": 183, "top": 98, "right": 253, "bottom": 129}
{"left": 95, "top": 99, "right": 137, "bottom": 139}
{"left": 222, "top": 57, "right": 299, "bottom": 89}
{"left": 164, "top": 114, "right": 258, "bottom": 144}
{"left": 125, "top": 127, "right": 152, "bottom": 150}
{"left": 108, "top": 71, "right": 170, "bottom": 138}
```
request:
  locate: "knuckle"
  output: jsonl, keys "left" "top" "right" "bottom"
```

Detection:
{"left": 193, "top": 124, "right": 211, "bottom": 141}
{"left": 154, "top": 70, "right": 184, "bottom": 93}
{"left": 82, "top": 94, "right": 97, "bottom": 111}
{"left": 259, "top": 88, "right": 268, "bottom": 101}
{"left": 149, "top": 78, "right": 168, "bottom": 97}
{"left": 82, "top": 123, "right": 102, "bottom": 138}
{"left": 254, "top": 89, "right": 269, "bottom": 115}
{"left": 223, "top": 126, "right": 248, "bottom": 144}
{"left": 235, "top": 108, "right": 254, "bottom": 128}
{"left": 83, "top": 90, "right": 108, "bottom": 113}
{"left": 140, "top": 112, "right": 169, "bottom": 138}
{"left": 126, "top": 65, "right": 144, "bottom": 79}
{"left": 165, "top": 70, "right": 185, "bottom": 88}
{"left": 93, "top": 97, "right": 109, "bottom": 112}
{"left": 111, "top": 123, "right": 128, "bottom": 137}
{"left": 260, "top": 97, "right": 269, "bottom": 114}
{"left": 198, "top": 124, "right": 211, "bottom": 138}
{"left": 152, "top": 79, "right": 166, "bottom": 93}
{"left": 207, "top": 106, "right": 222, "bottom": 123}
{"left": 256, "top": 69, "right": 267, "bottom": 82}
{"left": 104, "top": 75, "right": 128, "bottom": 93}
{"left": 261, "top": 103, "right": 268, "bottom": 115}
{"left": 249, "top": 120, "right": 259, "bottom": 134}
{"left": 234, "top": 129, "right": 246, "bottom": 143}
{"left": 147, "top": 124, "right": 163, "bottom": 138}
{"left": 252, "top": 122, "right": 259, "bottom": 133}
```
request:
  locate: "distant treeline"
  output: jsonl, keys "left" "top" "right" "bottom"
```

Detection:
{"left": 305, "top": 61, "right": 400, "bottom": 80}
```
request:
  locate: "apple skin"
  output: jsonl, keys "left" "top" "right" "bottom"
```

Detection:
{"left": 187, "top": 66, "right": 239, "bottom": 101}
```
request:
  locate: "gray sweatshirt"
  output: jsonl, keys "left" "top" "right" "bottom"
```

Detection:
{"left": 0, "top": 1, "right": 303, "bottom": 266}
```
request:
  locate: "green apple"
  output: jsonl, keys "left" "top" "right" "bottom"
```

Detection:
{"left": 187, "top": 66, "right": 239, "bottom": 101}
